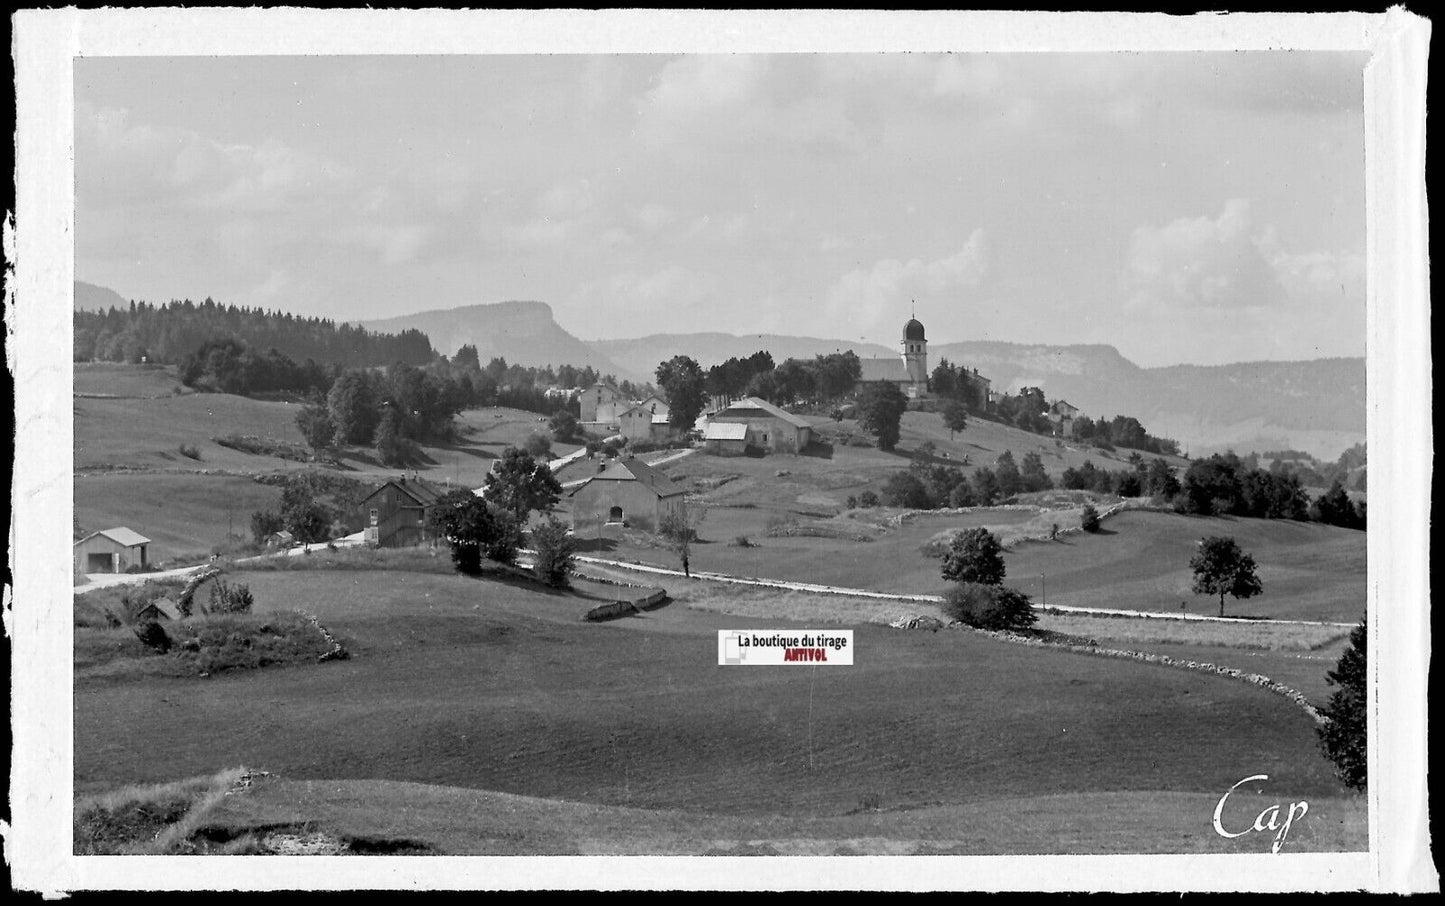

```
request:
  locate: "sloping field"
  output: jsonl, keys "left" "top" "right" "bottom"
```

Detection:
{"left": 1005, "top": 510, "right": 1366, "bottom": 623}
{"left": 74, "top": 472, "right": 283, "bottom": 562}
{"left": 74, "top": 566, "right": 1360, "bottom": 855}
{"left": 583, "top": 504, "right": 1365, "bottom": 624}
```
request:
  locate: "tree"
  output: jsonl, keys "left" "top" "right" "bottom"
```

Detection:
{"left": 1318, "top": 618, "right": 1367, "bottom": 791}
{"left": 549, "top": 409, "right": 580, "bottom": 443}
{"left": 295, "top": 399, "right": 336, "bottom": 450}
{"left": 940, "top": 399, "right": 969, "bottom": 440}
{"left": 531, "top": 516, "right": 576, "bottom": 588}
{"left": 881, "top": 471, "right": 931, "bottom": 510}
{"left": 940, "top": 527, "right": 1006, "bottom": 586}
{"left": 427, "top": 490, "right": 520, "bottom": 574}
{"left": 942, "top": 583, "right": 1037, "bottom": 632}
{"left": 655, "top": 355, "right": 707, "bottom": 433}
{"left": 658, "top": 506, "right": 705, "bottom": 576}
{"left": 327, "top": 370, "right": 381, "bottom": 445}
{"left": 280, "top": 475, "right": 333, "bottom": 544}
{"left": 1189, "top": 536, "right": 1264, "bottom": 617}
{"left": 1310, "top": 481, "right": 1365, "bottom": 530}
{"left": 858, "top": 382, "right": 908, "bottom": 451}
{"left": 1019, "top": 451, "right": 1052, "bottom": 493}
{"left": 483, "top": 447, "right": 563, "bottom": 523}
{"left": 994, "top": 451, "right": 1022, "bottom": 498}
{"left": 375, "top": 406, "right": 407, "bottom": 467}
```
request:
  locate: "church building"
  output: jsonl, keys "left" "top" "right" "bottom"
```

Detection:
{"left": 856, "top": 316, "right": 931, "bottom": 399}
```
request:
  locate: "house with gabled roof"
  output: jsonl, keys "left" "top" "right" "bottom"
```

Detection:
{"left": 568, "top": 456, "right": 686, "bottom": 532}
{"left": 74, "top": 527, "right": 151, "bottom": 575}
{"left": 360, "top": 475, "right": 447, "bottom": 548}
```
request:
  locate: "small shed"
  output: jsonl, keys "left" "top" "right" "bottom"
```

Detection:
{"left": 703, "top": 421, "right": 750, "bottom": 456}
{"left": 73, "top": 527, "right": 151, "bottom": 575}
{"left": 135, "top": 597, "right": 182, "bottom": 622}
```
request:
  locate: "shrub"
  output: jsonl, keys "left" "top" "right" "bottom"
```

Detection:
{"left": 941, "top": 583, "right": 1037, "bottom": 631}
{"left": 530, "top": 516, "right": 575, "bottom": 588}
{"left": 207, "top": 579, "right": 255, "bottom": 615}
{"left": 1080, "top": 504, "right": 1101, "bottom": 532}
{"left": 1318, "top": 618, "right": 1367, "bottom": 791}
{"left": 177, "top": 443, "right": 201, "bottom": 460}
{"left": 523, "top": 433, "right": 553, "bottom": 459}
{"left": 940, "top": 527, "right": 1006, "bottom": 586}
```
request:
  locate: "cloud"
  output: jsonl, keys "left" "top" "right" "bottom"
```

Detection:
{"left": 76, "top": 103, "right": 350, "bottom": 213}
{"left": 825, "top": 230, "right": 991, "bottom": 338}
{"left": 635, "top": 56, "right": 860, "bottom": 153}
{"left": 1124, "top": 199, "right": 1286, "bottom": 310}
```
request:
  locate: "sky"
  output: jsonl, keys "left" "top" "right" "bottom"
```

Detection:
{"left": 74, "top": 52, "right": 1368, "bottom": 367}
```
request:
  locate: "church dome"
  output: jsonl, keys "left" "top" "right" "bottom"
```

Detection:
{"left": 903, "top": 318, "right": 926, "bottom": 342}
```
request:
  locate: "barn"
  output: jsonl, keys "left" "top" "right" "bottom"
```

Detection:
{"left": 568, "top": 457, "right": 686, "bottom": 532}
{"left": 706, "top": 396, "right": 813, "bottom": 454}
{"left": 73, "top": 527, "right": 151, "bottom": 575}
{"left": 360, "top": 476, "right": 447, "bottom": 548}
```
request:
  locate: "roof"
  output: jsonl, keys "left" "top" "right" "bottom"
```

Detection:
{"left": 140, "top": 597, "right": 182, "bottom": 620}
{"left": 903, "top": 318, "right": 926, "bottom": 341}
{"left": 365, "top": 476, "right": 448, "bottom": 507}
{"left": 75, "top": 527, "right": 150, "bottom": 548}
{"left": 568, "top": 457, "right": 686, "bottom": 499}
{"left": 858, "top": 357, "right": 911, "bottom": 383}
{"left": 704, "top": 422, "right": 749, "bottom": 441}
{"left": 713, "top": 396, "right": 812, "bottom": 430}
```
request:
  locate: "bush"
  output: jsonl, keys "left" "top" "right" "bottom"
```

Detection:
{"left": 530, "top": 516, "right": 575, "bottom": 588}
{"left": 942, "top": 583, "right": 1037, "bottom": 631}
{"left": 207, "top": 579, "right": 255, "bottom": 615}
{"left": 523, "top": 433, "right": 553, "bottom": 459}
{"left": 1080, "top": 504, "right": 1101, "bottom": 532}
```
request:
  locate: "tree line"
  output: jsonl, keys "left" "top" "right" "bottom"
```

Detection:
{"left": 75, "top": 298, "right": 434, "bottom": 368}
{"left": 864, "top": 448, "right": 1366, "bottom": 531}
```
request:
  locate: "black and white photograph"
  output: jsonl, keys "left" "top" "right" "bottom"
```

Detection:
{"left": 9, "top": 7, "right": 1433, "bottom": 893}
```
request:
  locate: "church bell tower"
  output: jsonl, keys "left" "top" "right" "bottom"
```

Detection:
{"left": 902, "top": 307, "right": 928, "bottom": 391}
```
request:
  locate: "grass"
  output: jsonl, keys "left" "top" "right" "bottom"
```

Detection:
{"left": 75, "top": 611, "right": 336, "bottom": 682}
{"left": 578, "top": 504, "right": 1365, "bottom": 623}
{"left": 76, "top": 565, "right": 1359, "bottom": 850}
{"left": 74, "top": 767, "right": 245, "bottom": 854}
{"left": 189, "top": 775, "right": 1366, "bottom": 855}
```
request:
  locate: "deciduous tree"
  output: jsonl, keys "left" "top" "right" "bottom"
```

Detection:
{"left": 1189, "top": 535, "right": 1264, "bottom": 617}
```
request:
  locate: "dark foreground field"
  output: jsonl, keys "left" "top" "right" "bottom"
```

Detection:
{"left": 75, "top": 566, "right": 1365, "bottom": 855}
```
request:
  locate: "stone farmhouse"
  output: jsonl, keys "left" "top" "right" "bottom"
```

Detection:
{"left": 568, "top": 457, "right": 686, "bottom": 532}
{"left": 704, "top": 396, "right": 813, "bottom": 454}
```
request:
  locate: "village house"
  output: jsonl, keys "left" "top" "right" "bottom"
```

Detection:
{"left": 579, "top": 382, "right": 629, "bottom": 426}
{"left": 360, "top": 475, "right": 447, "bottom": 548}
{"left": 1048, "top": 400, "right": 1082, "bottom": 438}
{"left": 73, "top": 526, "right": 151, "bottom": 575}
{"left": 568, "top": 457, "right": 686, "bottom": 532}
{"left": 706, "top": 396, "right": 813, "bottom": 454}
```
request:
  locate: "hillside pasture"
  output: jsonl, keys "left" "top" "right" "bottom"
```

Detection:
{"left": 73, "top": 564, "right": 1361, "bottom": 855}
{"left": 1005, "top": 510, "right": 1366, "bottom": 623}
{"left": 74, "top": 472, "right": 283, "bottom": 563}
{"left": 575, "top": 501, "right": 1365, "bottom": 624}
